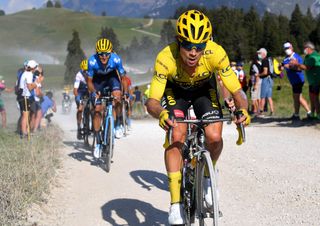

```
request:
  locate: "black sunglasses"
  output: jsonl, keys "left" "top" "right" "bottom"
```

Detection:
{"left": 97, "top": 52, "right": 111, "bottom": 57}
{"left": 180, "top": 40, "right": 207, "bottom": 51}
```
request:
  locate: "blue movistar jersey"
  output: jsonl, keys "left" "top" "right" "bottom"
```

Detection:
{"left": 87, "top": 52, "right": 125, "bottom": 81}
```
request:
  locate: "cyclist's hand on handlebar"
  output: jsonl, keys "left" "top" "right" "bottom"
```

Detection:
{"left": 94, "top": 91, "right": 101, "bottom": 99}
{"left": 235, "top": 108, "right": 250, "bottom": 126}
{"left": 159, "top": 109, "right": 176, "bottom": 131}
{"left": 234, "top": 109, "right": 249, "bottom": 145}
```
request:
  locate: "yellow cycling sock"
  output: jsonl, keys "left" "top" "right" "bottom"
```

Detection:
{"left": 168, "top": 171, "right": 182, "bottom": 204}
{"left": 204, "top": 160, "right": 216, "bottom": 177}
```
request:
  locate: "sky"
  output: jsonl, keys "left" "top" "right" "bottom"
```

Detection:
{"left": 0, "top": 0, "right": 46, "bottom": 14}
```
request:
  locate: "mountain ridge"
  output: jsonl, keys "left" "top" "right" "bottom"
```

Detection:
{"left": 62, "top": 0, "right": 318, "bottom": 18}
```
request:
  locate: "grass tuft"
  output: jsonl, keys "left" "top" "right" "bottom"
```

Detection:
{"left": 0, "top": 126, "right": 63, "bottom": 226}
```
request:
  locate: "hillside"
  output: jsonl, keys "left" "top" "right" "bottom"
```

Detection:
{"left": 0, "top": 8, "right": 164, "bottom": 62}
{"left": 0, "top": 8, "right": 165, "bottom": 84}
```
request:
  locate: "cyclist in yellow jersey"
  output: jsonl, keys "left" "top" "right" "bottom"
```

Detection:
{"left": 145, "top": 10, "right": 250, "bottom": 225}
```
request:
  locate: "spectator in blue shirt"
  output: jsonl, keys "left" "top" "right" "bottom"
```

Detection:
{"left": 40, "top": 91, "right": 56, "bottom": 127}
{"left": 279, "top": 42, "right": 311, "bottom": 120}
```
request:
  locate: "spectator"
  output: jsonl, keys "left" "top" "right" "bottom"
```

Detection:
{"left": 279, "top": 42, "right": 311, "bottom": 120}
{"left": 40, "top": 91, "right": 56, "bottom": 128}
{"left": 257, "top": 48, "right": 275, "bottom": 116}
{"left": 0, "top": 77, "right": 13, "bottom": 128}
{"left": 30, "top": 66, "right": 44, "bottom": 132}
{"left": 17, "top": 60, "right": 39, "bottom": 138}
{"left": 291, "top": 41, "right": 320, "bottom": 119}
{"left": 249, "top": 55, "right": 262, "bottom": 115}
{"left": 133, "top": 86, "right": 144, "bottom": 117}
{"left": 230, "top": 61, "right": 237, "bottom": 72}
{"left": 235, "top": 62, "right": 248, "bottom": 93}
{"left": 15, "top": 60, "right": 29, "bottom": 134}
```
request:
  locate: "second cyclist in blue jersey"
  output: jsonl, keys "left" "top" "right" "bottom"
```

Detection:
{"left": 87, "top": 38, "right": 127, "bottom": 158}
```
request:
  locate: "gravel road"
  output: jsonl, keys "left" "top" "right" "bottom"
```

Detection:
{"left": 27, "top": 103, "right": 320, "bottom": 226}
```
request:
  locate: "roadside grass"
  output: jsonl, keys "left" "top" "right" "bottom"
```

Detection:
{"left": 0, "top": 125, "right": 63, "bottom": 226}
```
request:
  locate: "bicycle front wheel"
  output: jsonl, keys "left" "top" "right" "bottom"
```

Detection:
{"left": 195, "top": 151, "right": 219, "bottom": 226}
{"left": 103, "top": 117, "right": 113, "bottom": 172}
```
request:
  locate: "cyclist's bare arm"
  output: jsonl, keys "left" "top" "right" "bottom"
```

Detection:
{"left": 73, "top": 88, "right": 78, "bottom": 97}
{"left": 87, "top": 77, "right": 95, "bottom": 93}
{"left": 121, "top": 76, "right": 129, "bottom": 94}
{"left": 146, "top": 98, "right": 164, "bottom": 119}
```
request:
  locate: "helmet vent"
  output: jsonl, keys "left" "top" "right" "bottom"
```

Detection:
{"left": 190, "top": 24, "right": 195, "bottom": 39}
{"left": 203, "top": 32, "right": 209, "bottom": 41}
{"left": 198, "top": 25, "right": 204, "bottom": 39}
{"left": 183, "top": 28, "right": 189, "bottom": 38}
{"left": 190, "top": 13, "right": 195, "bottom": 20}
{"left": 182, "top": 18, "right": 187, "bottom": 25}
{"left": 199, "top": 14, "right": 204, "bottom": 20}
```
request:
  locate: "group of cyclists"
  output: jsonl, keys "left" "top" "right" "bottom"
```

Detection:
{"left": 63, "top": 9, "right": 250, "bottom": 225}
{"left": 72, "top": 38, "right": 133, "bottom": 159}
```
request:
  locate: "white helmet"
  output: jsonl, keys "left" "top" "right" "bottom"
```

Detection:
{"left": 27, "top": 60, "right": 38, "bottom": 69}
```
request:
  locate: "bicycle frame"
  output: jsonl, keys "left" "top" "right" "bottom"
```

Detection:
{"left": 167, "top": 108, "right": 245, "bottom": 225}
{"left": 100, "top": 95, "right": 115, "bottom": 172}
{"left": 102, "top": 97, "right": 114, "bottom": 146}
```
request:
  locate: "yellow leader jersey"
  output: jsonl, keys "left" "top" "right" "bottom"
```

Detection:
{"left": 149, "top": 40, "right": 241, "bottom": 101}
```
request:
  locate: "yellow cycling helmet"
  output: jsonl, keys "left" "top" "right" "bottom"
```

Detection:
{"left": 96, "top": 38, "right": 113, "bottom": 53}
{"left": 176, "top": 10, "right": 212, "bottom": 44}
{"left": 80, "top": 59, "right": 88, "bottom": 71}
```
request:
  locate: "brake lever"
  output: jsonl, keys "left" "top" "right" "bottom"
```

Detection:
{"left": 235, "top": 111, "right": 246, "bottom": 144}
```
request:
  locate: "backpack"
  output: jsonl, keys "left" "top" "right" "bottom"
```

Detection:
{"left": 268, "top": 57, "right": 281, "bottom": 78}
{"left": 15, "top": 68, "right": 24, "bottom": 96}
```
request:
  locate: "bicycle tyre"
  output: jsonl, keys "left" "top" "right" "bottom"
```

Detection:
{"left": 181, "top": 166, "right": 195, "bottom": 226}
{"left": 83, "top": 106, "right": 90, "bottom": 145}
{"left": 103, "top": 117, "right": 113, "bottom": 172}
{"left": 196, "top": 151, "right": 219, "bottom": 226}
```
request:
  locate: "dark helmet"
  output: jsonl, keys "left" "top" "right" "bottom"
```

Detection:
{"left": 46, "top": 91, "right": 53, "bottom": 99}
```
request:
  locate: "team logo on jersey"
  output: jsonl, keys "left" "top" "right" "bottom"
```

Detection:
{"left": 204, "top": 50, "right": 214, "bottom": 55}
{"left": 154, "top": 71, "right": 166, "bottom": 84}
{"left": 89, "top": 59, "right": 96, "bottom": 66}
{"left": 198, "top": 71, "right": 210, "bottom": 78}
{"left": 114, "top": 57, "right": 120, "bottom": 63}
{"left": 220, "top": 66, "right": 233, "bottom": 77}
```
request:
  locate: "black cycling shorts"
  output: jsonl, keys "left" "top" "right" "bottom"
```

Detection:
{"left": 162, "top": 78, "right": 222, "bottom": 120}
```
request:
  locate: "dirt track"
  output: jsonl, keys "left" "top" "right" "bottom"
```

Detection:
{"left": 24, "top": 102, "right": 320, "bottom": 226}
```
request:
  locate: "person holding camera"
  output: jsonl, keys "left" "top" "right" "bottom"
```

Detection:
{"left": 279, "top": 42, "right": 311, "bottom": 120}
